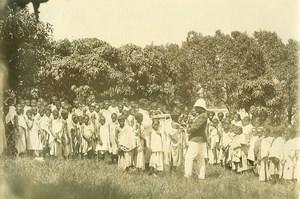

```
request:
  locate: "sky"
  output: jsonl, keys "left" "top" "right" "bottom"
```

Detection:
{"left": 31, "top": 0, "right": 300, "bottom": 47}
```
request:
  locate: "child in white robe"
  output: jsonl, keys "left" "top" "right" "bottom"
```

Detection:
{"left": 282, "top": 128, "right": 294, "bottom": 180}
{"left": 167, "top": 113, "right": 185, "bottom": 174}
{"left": 116, "top": 116, "right": 136, "bottom": 172}
{"left": 26, "top": 109, "right": 42, "bottom": 156}
{"left": 50, "top": 110, "right": 63, "bottom": 158}
{"left": 149, "top": 119, "right": 164, "bottom": 175}
{"left": 14, "top": 105, "right": 27, "bottom": 156}
{"left": 247, "top": 128, "right": 258, "bottom": 167}
{"left": 208, "top": 118, "right": 220, "bottom": 165}
{"left": 81, "top": 115, "right": 94, "bottom": 159}
{"left": 134, "top": 113, "right": 145, "bottom": 171}
{"left": 109, "top": 113, "right": 119, "bottom": 164}
{"left": 38, "top": 108, "right": 51, "bottom": 156}
{"left": 97, "top": 116, "right": 110, "bottom": 161}
{"left": 259, "top": 126, "right": 274, "bottom": 181}
{"left": 269, "top": 127, "right": 285, "bottom": 182}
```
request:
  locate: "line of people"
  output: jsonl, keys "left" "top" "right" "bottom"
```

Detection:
{"left": 1, "top": 95, "right": 300, "bottom": 183}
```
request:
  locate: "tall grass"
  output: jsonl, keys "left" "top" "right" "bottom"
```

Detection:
{"left": 0, "top": 157, "right": 296, "bottom": 199}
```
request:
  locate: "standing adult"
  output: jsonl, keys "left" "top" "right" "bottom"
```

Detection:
{"left": 184, "top": 99, "right": 208, "bottom": 179}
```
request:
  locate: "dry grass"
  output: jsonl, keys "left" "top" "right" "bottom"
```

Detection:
{"left": 0, "top": 157, "right": 296, "bottom": 199}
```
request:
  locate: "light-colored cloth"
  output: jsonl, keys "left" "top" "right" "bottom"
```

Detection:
{"left": 5, "top": 106, "right": 16, "bottom": 124}
{"left": 50, "top": 119, "right": 63, "bottom": 156}
{"left": 15, "top": 115, "right": 27, "bottom": 154}
{"left": 259, "top": 136, "right": 274, "bottom": 181}
{"left": 117, "top": 125, "right": 136, "bottom": 152}
{"left": 149, "top": 152, "right": 164, "bottom": 171}
{"left": 247, "top": 135, "right": 258, "bottom": 162}
{"left": 26, "top": 119, "right": 42, "bottom": 150}
{"left": 283, "top": 139, "right": 294, "bottom": 180}
{"left": 0, "top": 110, "right": 7, "bottom": 155}
{"left": 184, "top": 141, "right": 206, "bottom": 179}
{"left": 242, "top": 124, "right": 253, "bottom": 144}
{"left": 97, "top": 124, "right": 110, "bottom": 151}
{"left": 108, "top": 121, "right": 118, "bottom": 155}
{"left": 269, "top": 137, "right": 284, "bottom": 160}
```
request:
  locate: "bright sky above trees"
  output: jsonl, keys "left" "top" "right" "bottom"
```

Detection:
{"left": 34, "top": 0, "right": 300, "bottom": 47}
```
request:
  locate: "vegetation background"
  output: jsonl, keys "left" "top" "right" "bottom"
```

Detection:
{"left": 0, "top": 6, "right": 298, "bottom": 124}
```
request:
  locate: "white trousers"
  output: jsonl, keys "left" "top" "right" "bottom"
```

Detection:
{"left": 184, "top": 141, "right": 206, "bottom": 179}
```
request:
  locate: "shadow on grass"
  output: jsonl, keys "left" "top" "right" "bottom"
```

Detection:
{"left": 3, "top": 177, "right": 131, "bottom": 199}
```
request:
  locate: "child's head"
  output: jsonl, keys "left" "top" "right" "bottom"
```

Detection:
{"left": 190, "top": 109, "right": 197, "bottom": 117}
{"left": 16, "top": 105, "right": 23, "bottom": 115}
{"left": 26, "top": 109, "right": 33, "bottom": 120}
{"left": 39, "top": 108, "right": 45, "bottom": 117}
{"left": 99, "top": 116, "right": 106, "bottom": 125}
{"left": 94, "top": 103, "right": 100, "bottom": 113}
{"left": 235, "top": 126, "right": 243, "bottom": 135}
{"left": 171, "top": 111, "right": 180, "bottom": 123}
{"left": 52, "top": 110, "right": 59, "bottom": 120}
{"left": 25, "top": 99, "right": 30, "bottom": 106}
{"left": 84, "top": 115, "right": 89, "bottom": 125}
{"left": 45, "top": 108, "right": 51, "bottom": 117}
{"left": 251, "top": 128, "right": 258, "bottom": 136}
{"left": 118, "top": 116, "right": 125, "bottom": 128}
{"left": 208, "top": 111, "right": 215, "bottom": 121}
{"left": 103, "top": 101, "right": 110, "bottom": 110}
{"left": 72, "top": 114, "right": 78, "bottom": 124}
{"left": 118, "top": 103, "right": 124, "bottom": 113}
{"left": 122, "top": 110, "right": 129, "bottom": 119}
{"left": 152, "top": 119, "right": 160, "bottom": 131}
{"left": 212, "top": 118, "right": 219, "bottom": 128}
{"left": 31, "top": 106, "right": 38, "bottom": 116}
{"left": 31, "top": 99, "right": 37, "bottom": 107}
{"left": 61, "top": 109, "right": 69, "bottom": 120}
{"left": 283, "top": 128, "right": 290, "bottom": 140}
{"left": 242, "top": 116, "right": 250, "bottom": 126}
{"left": 217, "top": 112, "right": 224, "bottom": 121}
{"left": 111, "top": 113, "right": 117, "bottom": 122}
{"left": 223, "top": 118, "right": 231, "bottom": 130}
{"left": 78, "top": 116, "right": 83, "bottom": 125}
{"left": 257, "top": 127, "right": 264, "bottom": 137}
{"left": 134, "top": 112, "right": 143, "bottom": 124}
{"left": 89, "top": 104, "right": 95, "bottom": 113}
{"left": 234, "top": 113, "right": 241, "bottom": 122}
{"left": 110, "top": 100, "right": 116, "bottom": 107}
{"left": 264, "top": 126, "right": 271, "bottom": 137}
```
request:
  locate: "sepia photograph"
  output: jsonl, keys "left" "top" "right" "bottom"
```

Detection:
{"left": 0, "top": 0, "right": 299, "bottom": 198}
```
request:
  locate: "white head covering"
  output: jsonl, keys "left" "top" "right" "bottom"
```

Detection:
{"left": 194, "top": 99, "right": 207, "bottom": 110}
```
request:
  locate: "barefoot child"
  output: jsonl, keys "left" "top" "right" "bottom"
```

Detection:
{"left": 26, "top": 109, "right": 43, "bottom": 157}
{"left": 149, "top": 119, "right": 164, "bottom": 175}
{"left": 109, "top": 113, "right": 119, "bottom": 164}
{"left": 134, "top": 113, "right": 145, "bottom": 171}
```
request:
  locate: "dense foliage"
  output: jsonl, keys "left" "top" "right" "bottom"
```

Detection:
{"left": 0, "top": 7, "right": 299, "bottom": 124}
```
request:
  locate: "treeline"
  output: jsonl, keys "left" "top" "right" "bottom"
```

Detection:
{"left": 0, "top": 7, "right": 299, "bottom": 124}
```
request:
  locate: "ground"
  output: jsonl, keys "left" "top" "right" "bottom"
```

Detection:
{"left": 0, "top": 157, "right": 296, "bottom": 199}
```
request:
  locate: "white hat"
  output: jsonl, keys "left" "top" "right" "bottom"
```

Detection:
{"left": 194, "top": 99, "right": 206, "bottom": 109}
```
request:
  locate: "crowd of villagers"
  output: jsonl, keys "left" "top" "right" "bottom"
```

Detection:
{"left": 0, "top": 94, "right": 299, "bottom": 184}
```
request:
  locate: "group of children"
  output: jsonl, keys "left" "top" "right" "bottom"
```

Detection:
{"left": 206, "top": 111, "right": 300, "bottom": 183}
{"left": 2, "top": 95, "right": 300, "bottom": 182}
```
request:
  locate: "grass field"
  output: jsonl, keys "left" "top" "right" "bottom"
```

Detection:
{"left": 0, "top": 157, "right": 296, "bottom": 199}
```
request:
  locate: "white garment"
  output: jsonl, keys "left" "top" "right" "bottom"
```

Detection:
{"left": 242, "top": 124, "right": 253, "bottom": 144}
{"left": 97, "top": 124, "right": 110, "bottom": 151}
{"left": 184, "top": 141, "right": 206, "bottom": 179}
{"left": 269, "top": 137, "right": 284, "bottom": 161}
{"left": 247, "top": 135, "right": 258, "bottom": 161}
{"left": 5, "top": 106, "right": 16, "bottom": 124}
{"left": 150, "top": 129, "right": 163, "bottom": 152}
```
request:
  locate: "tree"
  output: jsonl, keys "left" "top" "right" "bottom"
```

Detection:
{"left": 0, "top": 5, "right": 53, "bottom": 97}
